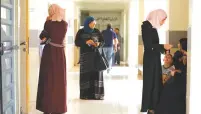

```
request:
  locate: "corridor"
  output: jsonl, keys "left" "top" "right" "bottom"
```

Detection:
{"left": 30, "top": 66, "right": 143, "bottom": 114}
{"left": 1, "top": 0, "right": 201, "bottom": 113}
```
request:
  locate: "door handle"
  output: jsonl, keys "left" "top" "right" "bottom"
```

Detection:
{"left": 0, "top": 43, "right": 19, "bottom": 56}
{"left": 20, "top": 41, "right": 28, "bottom": 52}
{"left": 0, "top": 41, "right": 28, "bottom": 55}
{"left": 20, "top": 41, "right": 27, "bottom": 46}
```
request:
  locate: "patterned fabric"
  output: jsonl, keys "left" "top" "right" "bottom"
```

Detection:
{"left": 162, "top": 65, "right": 175, "bottom": 84}
{"left": 80, "top": 70, "right": 104, "bottom": 100}
{"left": 79, "top": 52, "right": 96, "bottom": 73}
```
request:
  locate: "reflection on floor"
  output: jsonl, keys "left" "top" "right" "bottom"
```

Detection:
{"left": 30, "top": 66, "right": 144, "bottom": 114}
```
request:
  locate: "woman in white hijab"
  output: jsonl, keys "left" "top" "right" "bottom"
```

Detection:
{"left": 140, "top": 9, "right": 173, "bottom": 114}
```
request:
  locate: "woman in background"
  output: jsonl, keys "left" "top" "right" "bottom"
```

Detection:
{"left": 173, "top": 38, "right": 187, "bottom": 69}
{"left": 140, "top": 9, "right": 173, "bottom": 114}
{"left": 36, "top": 4, "right": 68, "bottom": 114}
{"left": 75, "top": 16, "right": 105, "bottom": 100}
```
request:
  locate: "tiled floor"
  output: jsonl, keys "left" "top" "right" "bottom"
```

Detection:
{"left": 30, "top": 66, "right": 145, "bottom": 114}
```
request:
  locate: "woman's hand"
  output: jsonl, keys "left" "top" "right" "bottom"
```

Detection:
{"left": 164, "top": 44, "right": 173, "bottom": 50}
{"left": 86, "top": 40, "right": 95, "bottom": 46}
{"left": 175, "top": 70, "right": 182, "bottom": 73}
{"left": 113, "top": 45, "right": 117, "bottom": 52}
{"left": 94, "top": 42, "right": 100, "bottom": 47}
{"left": 40, "top": 37, "right": 47, "bottom": 43}
{"left": 182, "top": 56, "right": 187, "bottom": 65}
{"left": 182, "top": 50, "right": 187, "bottom": 56}
{"left": 171, "top": 70, "right": 176, "bottom": 76}
{"left": 46, "top": 16, "right": 51, "bottom": 21}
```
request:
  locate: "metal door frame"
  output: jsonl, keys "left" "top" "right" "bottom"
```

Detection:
{"left": 0, "top": 23, "right": 3, "bottom": 114}
{"left": 1, "top": 0, "right": 16, "bottom": 113}
{"left": 0, "top": 2, "right": 3, "bottom": 113}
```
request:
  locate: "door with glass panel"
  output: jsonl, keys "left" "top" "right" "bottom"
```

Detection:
{"left": 1, "top": 0, "right": 16, "bottom": 113}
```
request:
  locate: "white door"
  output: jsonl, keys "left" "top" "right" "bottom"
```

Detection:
{"left": 1, "top": 0, "right": 17, "bottom": 113}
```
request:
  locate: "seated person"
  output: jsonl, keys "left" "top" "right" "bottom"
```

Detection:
{"left": 162, "top": 54, "right": 176, "bottom": 85}
{"left": 155, "top": 54, "right": 187, "bottom": 114}
{"left": 173, "top": 38, "right": 187, "bottom": 69}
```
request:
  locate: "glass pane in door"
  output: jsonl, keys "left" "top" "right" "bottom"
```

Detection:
{"left": 1, "top": 25, "right": 12, "bottom": 36}
{"left": 1, "top": 0, "right": 12, "bottom": 4}
{"left": 1, "top": 7, "right": 11, "bottom": 20}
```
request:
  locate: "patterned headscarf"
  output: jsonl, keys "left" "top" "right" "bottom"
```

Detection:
{"left": 146, "top": 9, "right": 167, "bottom": 29}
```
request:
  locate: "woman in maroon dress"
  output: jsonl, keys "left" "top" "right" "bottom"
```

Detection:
{"left": 36, "top": 4, "right": 68, "bottom": 114}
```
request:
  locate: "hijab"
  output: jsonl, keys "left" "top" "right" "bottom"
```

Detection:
{"left": 84, "top": 16, "right": 95, "bottom": 33}
{"left": 180, "top": 38, "right": 187, "bottom": 51}
{"left": 146, "top": 9, "right": 167, "bottom": 29}
{"left": 47, "top": 4, "right": 65, "bottom": 22}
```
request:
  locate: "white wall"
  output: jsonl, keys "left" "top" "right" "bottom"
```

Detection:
{"left": 127, "top": 0, "right": 139, "bottom": 67}
{"left": 168, "top": 0, "right": 189, "bottom": 31}
{"left": 28, "top": 0, "right": 49, "bottom": 113}
{"left": 187, "top": 0, "right": 201, "bottom": 113}
{"left": 77, "top": 2, "right": 126, "bottom": 11}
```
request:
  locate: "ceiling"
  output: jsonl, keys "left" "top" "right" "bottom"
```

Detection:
{"left": 74, "top": 0, "right": 130, "bottom": 3}
{"left": 75, "top": 1, "right": 129, "bottom": 11}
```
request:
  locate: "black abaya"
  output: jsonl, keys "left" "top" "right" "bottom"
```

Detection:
{"left": 141, "top": 21, "right": 165, "bottom": 112}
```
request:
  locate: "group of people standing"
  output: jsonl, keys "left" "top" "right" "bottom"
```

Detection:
{"left": 141, "top": 9, "right": 187, "bottom": 114}
{"left": 35, "top": 3, "right": 187, "bottom": 114}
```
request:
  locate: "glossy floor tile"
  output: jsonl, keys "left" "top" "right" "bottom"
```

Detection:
{"left": 29, "top": 66, "right": 145, "bottom": 114}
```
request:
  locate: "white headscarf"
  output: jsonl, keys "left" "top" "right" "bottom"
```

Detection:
{"left": 146, "top": 9, "right": 167, "bottom": 29}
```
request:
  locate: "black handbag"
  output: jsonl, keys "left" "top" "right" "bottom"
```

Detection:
{"left": 79, "top": 48, "right": 108, "bottom": 73}
{"left": 94, "top": 48, "right": 109, "bottom": 71}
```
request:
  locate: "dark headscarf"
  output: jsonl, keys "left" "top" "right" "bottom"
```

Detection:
{"left": 173, "top": 50, "right": 184, "bottom": 69}
{"left": 179, "top": 38, "right": 187, "bottom": 51}
{"left": 84, "top": 16, "right": 95, "bottom": 33}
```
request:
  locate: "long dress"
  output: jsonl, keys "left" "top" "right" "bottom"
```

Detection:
{"left": 36, "top": 20, "right": 68, "bottom": 113}
{"left": 75, "top": 28, "right": 105, "bottom": 100}
{"left": 141, "top": 21, "right": 165, "bottom": 112}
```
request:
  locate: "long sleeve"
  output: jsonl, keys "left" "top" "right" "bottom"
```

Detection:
{"left": 75, "top": 29, "right": 88, "bottom": 47}
{"left": 141, "top": 24, "right": 165, "bottom": 53}
{"left": 39, "top": 21, "right": 50, "bottom": 40}
{"left": 64, "top": 21, "right": 68, "bottom": 34}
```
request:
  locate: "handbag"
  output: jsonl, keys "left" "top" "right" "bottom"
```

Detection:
{"left": 94, "top": 48, "right": 109, "bottom": 71}
{"left": 79, "top": 48, "right": 109, "bottom": 73}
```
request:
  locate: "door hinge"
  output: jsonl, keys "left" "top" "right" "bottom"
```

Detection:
{"left": 0, "top": 43, "right": 3, "bottom": 55}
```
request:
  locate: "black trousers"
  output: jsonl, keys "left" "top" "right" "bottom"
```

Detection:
{"left": 115, "top": 49, "right": 120, "bottom": 64}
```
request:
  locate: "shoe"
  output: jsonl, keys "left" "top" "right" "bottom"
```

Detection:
{"left": 147, "top": 110, "right": 154, "bottom": 114}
